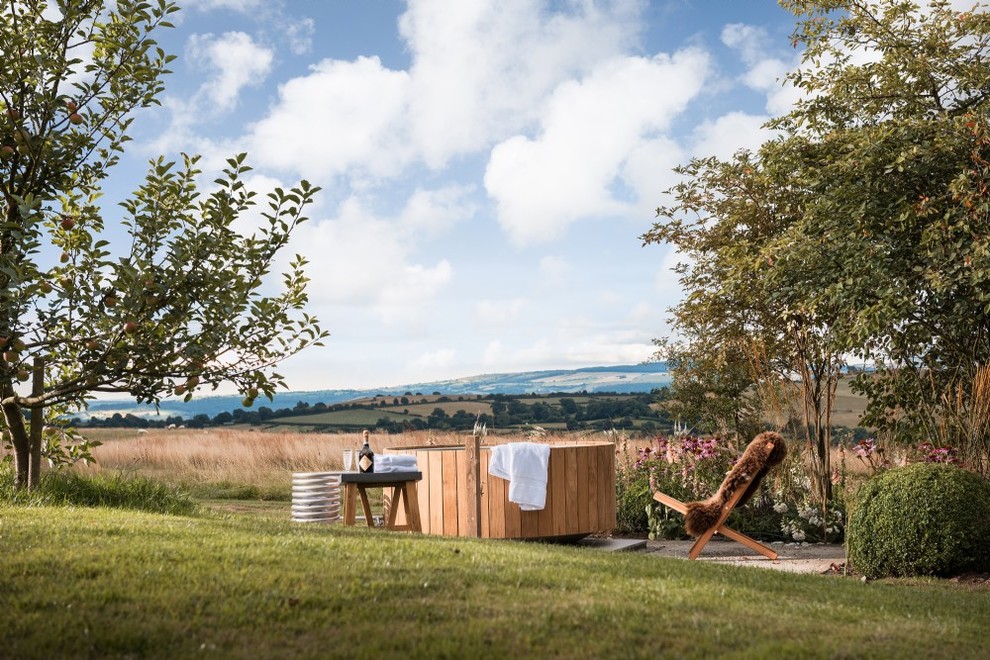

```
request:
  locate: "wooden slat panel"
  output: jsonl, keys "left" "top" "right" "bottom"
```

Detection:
{"left": 576, "top": 446, "right": 590, "bottom": 533}
{"left": 487, "top": 452, "right": 505, "bottom": 539}
{"left": 428, "top": 450, "right": 444, "bottom": 535}
{"left": 564, "top": 446, "right": 578, "bottom": 535}
{"left": 551, "top": 446, "right": 567, "bottom": 537}
{"left": 587, "top": 444, "right": 600, "bottom": 531}
{"left": 501, "top": 449, "right": 521, "bottom": 538}
{"left": 520, "top": 509, "right": 539, "bottom": 538}
{"left": 391, "top": 443, "right": 618, "bottom": 539}
{"left": 597, "top": 445, "right": 609, "bottom": 531}
{"left": 456, "top": 449, "right": 468, "bottom": 537}
{"left": 605, "top": 445, "right": 617, "bottom": 528}
{"left": 535, "top": 458, "right": 554, "bottom": 538}
{"left": 442, "top": 450, "right": 458, "bottom": 536}
{"left": 519, "top": 443, "right": 542, "bottom": 534}
{"left": 480, "top": 449, "right": 491, "bottom": 537}
{"left": 416, "top": 450, "right": 431, "bottom": 533}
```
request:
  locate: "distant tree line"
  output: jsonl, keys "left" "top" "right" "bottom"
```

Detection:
{"left": 74, "top": 390, "right": 673, "bottom": 433}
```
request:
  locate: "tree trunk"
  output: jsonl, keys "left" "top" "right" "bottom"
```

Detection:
{"left": 28, "top": 357, "right": 44, "bottom": 488}
{"left": 2, "top": 391, "right": 31, "bottom": 489}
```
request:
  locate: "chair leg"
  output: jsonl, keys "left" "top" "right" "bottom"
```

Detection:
{"left": 713, "top": 526, "right": 778, "bottom": 560}
{"left": 655, "top": 473, "right": 777, "bottom": 561}
{"left": 688, "top": 525, "right": 719, "bottom": 560}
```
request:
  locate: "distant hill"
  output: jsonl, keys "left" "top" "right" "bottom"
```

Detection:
{"left": 79, "top": 363, "right": 671, "bottom": 422}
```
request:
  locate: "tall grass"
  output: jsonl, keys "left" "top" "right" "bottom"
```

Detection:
{"left": 0, "top": 465, "right": 195, "bottom": 515}
{"left": 64, "top": 429, "right": 536, "bottom": 499}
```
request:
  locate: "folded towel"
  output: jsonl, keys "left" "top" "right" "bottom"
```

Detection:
{"left": 375, "top": 454, "right": 419, "bottom": 473}
{"left": 488, "top": 442, "right": 551, "bottom": 511}
{"left": 375, "top": 465, "right": 418, "bottom": 473}
{"left": 379, "top": 454, "right": 417, "bottom": 466}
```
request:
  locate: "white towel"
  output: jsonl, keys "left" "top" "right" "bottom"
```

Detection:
{"left": 488, "top": 442, "right": 551, "bottom": 511}
{"left": 375, "top": 454, "right": 419, "bottom": 473}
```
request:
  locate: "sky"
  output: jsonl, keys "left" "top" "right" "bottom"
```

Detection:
{"left": 106, "top": 0, "right": 806, "bottom": 393}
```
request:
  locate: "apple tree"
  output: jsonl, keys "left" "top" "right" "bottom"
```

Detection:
{"left": 1, "top": 0, "right": 327, "bottom": 489}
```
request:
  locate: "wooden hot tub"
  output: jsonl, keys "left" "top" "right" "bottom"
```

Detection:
{"left": 384, "top": 442, "right": 615, "bottom": 540}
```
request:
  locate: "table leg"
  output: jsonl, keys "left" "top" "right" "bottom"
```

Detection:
{"left": 385, "top": 486, "right": 401, "bottom": 529}
{"left": 358, "top": 485, "right": 375, "bottom": 527}
{"left": 343, "top": 483, "right": 357, "bottom": 526}
{"left": 404, "top": 482, "right": 422, "bottom": 533}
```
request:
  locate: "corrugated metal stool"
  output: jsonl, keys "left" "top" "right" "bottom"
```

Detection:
{"left": 291, "top": 472, "right": 342, "bottom": 524}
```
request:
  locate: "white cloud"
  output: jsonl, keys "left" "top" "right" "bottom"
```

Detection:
{"left": 479, "top": 322, "right": 656, "bottom": 372}
{"left": 183, "top": 0, "right": 265, "bottom": 13}
{"left": 622, "top": 136, "right": 687, "bottom": 214}
{"left": 485, "top": 47, "right": 711, "bottom": 245}
{"left": 283, "top": 16, "right": 315, "bottom": 55}
{"left": 655, "top": 245, "right": 687, "bottom": 300}
{"left": 539, "top": 255, "right": 570, "bottom": 280}
{"left": 238, "top": 0, "right": 648, "bottom": 185}
{"left": 399, "top": 186, "right": 477, "bottom": 235}
{"left": 398, "top": 0, "right": 642, "bottom": 168}
{"left": 247, "top": 56, "right": 412, "bottom": 180}
{"left": 148, "top": 32, "right": 273, "bottom": 153}
{"left": 375, "top": 261, "right": 454, "bottom": 324}
{"left": 628, "top": 302, "right": 657, "bottom": 324}
{"left": 472, "top": 299, "right": 526, "bottom": 327}
{"left": 692, "top": 111, "right": 774, "bottom": 161}
{"left": 409, "top": 348, "right": 457, "bottom": 370}
{"left": 721, "top": 24, "right": 771, "bottom": 66}
{"left": 188, "top": 32, "right": 274, "bottom": 111}
{"left": 283, "top": 188, "right": 470, "bottom": 324}
{"left": 721, "top": 23, "right": 799, "bottom": 117}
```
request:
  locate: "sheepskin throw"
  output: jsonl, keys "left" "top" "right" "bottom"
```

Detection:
{"left": 683, "top": 431, "right": 788, "bottom": 537}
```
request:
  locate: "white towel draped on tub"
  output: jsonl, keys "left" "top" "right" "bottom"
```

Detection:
{"left": 488, "top": 442, "right": 551, "bottom": 511}
{"left": 376, "top": 454, "right": 419, "bottom": 473}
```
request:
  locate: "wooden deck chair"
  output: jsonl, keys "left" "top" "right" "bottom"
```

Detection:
{"left": 653, "top": 432, "right": 787, "bottom": 560}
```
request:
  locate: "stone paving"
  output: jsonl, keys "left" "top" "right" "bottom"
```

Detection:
{"left": 579, "top": 536, "right": 848, "bottom": 575}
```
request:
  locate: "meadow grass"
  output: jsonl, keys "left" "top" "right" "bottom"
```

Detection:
{"left": 67, "top": 428, "right": 436, "bottom": 500}
{"left": 0, "top": 468, "right": 195, "bottom": 515}
{"left": 2, "top": 504, "right": 988, "bottom": 659}
{"left": 64, "top": 428, "right": 599, "bottom": 500}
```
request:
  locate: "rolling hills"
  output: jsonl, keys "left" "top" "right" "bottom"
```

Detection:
{"left": 79, "top": 363, "right": 672, "bottom": 423}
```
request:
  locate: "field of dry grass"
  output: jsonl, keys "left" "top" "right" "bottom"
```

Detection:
{"left": 67, "top": 428, "right": 426, "bottom": 496}
{"left": 65, "top": 428, "right": 595, "bottom": 498}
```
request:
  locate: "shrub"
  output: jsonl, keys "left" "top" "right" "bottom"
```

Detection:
{"left": 0, "top": 466, "right": 196, "bottom": 516}
{"left": 847, "top": 463, "right": 990, "bottom": 579}
{"left": 615, "top": 468, "right": 653, "bottom": 534}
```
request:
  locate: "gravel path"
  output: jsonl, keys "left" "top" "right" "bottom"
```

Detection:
{"left": 643, "top": 537, "right": 848, "bottom": 574}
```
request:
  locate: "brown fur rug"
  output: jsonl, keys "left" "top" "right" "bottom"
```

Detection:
{"left": 683, "top": 431, "right": 788, "bottom": 537}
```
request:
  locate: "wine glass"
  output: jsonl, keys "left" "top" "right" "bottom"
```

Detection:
{"left": 342, "top": 449, "right": 353, "bottom": 471}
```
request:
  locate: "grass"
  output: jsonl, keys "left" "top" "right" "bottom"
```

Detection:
{"left": 69, "top": 428, "right": 401, "bottom": 500}
{"left": 2, "top": 504, "right": 988, "bottom": 658}
{"left": 66, "top": 428, "right": 604, "bottom": 500}
{"left": 2, "top": 429, "right": 987, "bottom": 657}
{"left": 0, "top": 468, "right": 195, "bottom": 516}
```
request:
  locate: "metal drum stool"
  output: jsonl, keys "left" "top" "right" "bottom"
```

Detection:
{"left": 291, "top": 472, "right": 342, "bottom": 523}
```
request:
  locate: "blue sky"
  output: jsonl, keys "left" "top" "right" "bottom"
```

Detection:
{"left": 108, "top": 0, "right": 805, "bottom": 392}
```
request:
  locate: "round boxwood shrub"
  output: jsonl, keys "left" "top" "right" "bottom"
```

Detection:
{"left": 847, "top": 462, "right": 990, "bottom": 579}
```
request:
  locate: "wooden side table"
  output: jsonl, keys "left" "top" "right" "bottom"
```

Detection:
{"left": 341, "top": 472, "right": 423, "bottom": 532}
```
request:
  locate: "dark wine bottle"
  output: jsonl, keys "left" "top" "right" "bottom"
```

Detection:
{"left": 358, "top": 430, "right": 375, "bottom": 473}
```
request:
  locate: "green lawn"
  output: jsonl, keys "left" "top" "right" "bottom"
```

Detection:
{"left": 2, "top": 505, "right": 988, "bottom": 658}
